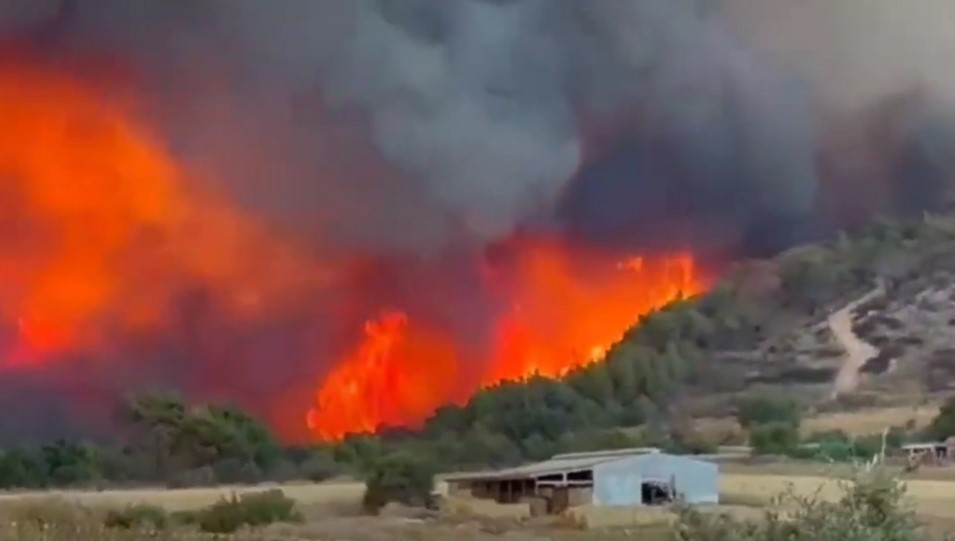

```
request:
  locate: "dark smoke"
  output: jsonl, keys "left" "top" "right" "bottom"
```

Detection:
{"left": 1, "top": 0, "right": 954, "bottom": 439}
{"left": 1, "top": 0, "right": 825, "bottom": 250}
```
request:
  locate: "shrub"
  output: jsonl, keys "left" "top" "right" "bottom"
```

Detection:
{"left": 103, "top": 504, "right": 169, "bottom": 530}
{"left": 166, "top": 465, "right": 216, "bottom": 488}
{"left": 2, "top": 498, "right": 106, "bottom": 540}
{"left": 212, "top": 458, "right": 264, "bottom": 484}
{"left": 737, "top": 395, "right": 801, "bottom": 429}
{"left": 9, "top": 497, "right": 94, "bottom": 529}
{"left": 193, "top": 489, "right": 301, "bottom": 534}
{"left": 675, "top": 468, "right": 925, "bottom": 541}
{"left": 299, "top": 452, "right": 345, "bottom": 482}
{"left": 362, "top": 452, "right": 435, "bottom": 514}
{"left": 803, "top": 430, "right": 859, "bottom": 462}
{"left": 749, "top": 422, "right": 800, "bottom": 456}
{"left": 924, "top": 396, "right": 955, "bottom": 441}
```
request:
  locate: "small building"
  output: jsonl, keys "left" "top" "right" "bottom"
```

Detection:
{"left": 902, "top": 439, "right": 955, "bottom": 467}
{"left": 443, "top": 448, "right": 718, "bottom": 514}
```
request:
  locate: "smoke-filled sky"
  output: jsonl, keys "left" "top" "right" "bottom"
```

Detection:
{"left": 4, "top": 0, "right": 953, "bottom": 252}
{"left": 1, "top": 0, "right": 955, "bottom": 441}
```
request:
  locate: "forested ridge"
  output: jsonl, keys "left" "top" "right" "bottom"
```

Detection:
{"left": 4, "top": 214, "right": 955, "bottom": 488}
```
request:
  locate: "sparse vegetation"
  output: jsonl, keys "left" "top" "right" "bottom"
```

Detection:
{"left": 187, "top": 489, "right": 302, "bottom": 534}
{"left": 676, "top": 469, "right": 928, "bottom": 541}
{"left": 103, "top": 504, "right": 169, "bottom": 530}
{"left": 98, "top": 489, "right": 302, "bottom": 535}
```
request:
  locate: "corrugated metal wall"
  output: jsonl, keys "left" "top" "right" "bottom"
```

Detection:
{"left": 592, "top": 453, "right": 719, "bottom": 506}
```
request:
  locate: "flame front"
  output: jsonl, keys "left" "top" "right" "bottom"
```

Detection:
{"left": 0, "top": 56, "right": 327, "bottom": 369}
{"left": 0, "top": 51, "right": 711, "bottom": 443}
{"left": 306, "top": 310, "right": 460, "bottom": 440}
{"left": 307, "top": 242, "right": 709, "bottom": 441}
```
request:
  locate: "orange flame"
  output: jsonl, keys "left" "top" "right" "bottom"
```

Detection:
{"left": 0, "top": 56, "right": 330, "bottom": 369}
{"left": 306, "top": 310, "right": 459, "bottom": 441}
{"left": 308, "top": 242, "right": 709, "bottom": 441}
{"left": 0, "top": 51, "right": 711, "bottom": 443}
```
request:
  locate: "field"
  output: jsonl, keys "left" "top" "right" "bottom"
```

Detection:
{"left": 691, "top": 403, "right": 942, "bottom": 443}
{"left": 4, "top": 462, "right": 955, "bottom": 540}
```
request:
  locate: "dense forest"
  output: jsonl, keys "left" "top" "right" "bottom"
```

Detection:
{"left": 5, "top": 214, "right": 955, "bottom": 489}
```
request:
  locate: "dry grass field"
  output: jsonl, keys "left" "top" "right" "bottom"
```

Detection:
{"left": 800, "top": 404, "right": 941, "bottom": 435}
{"left": 3, "top": 460, "right": 955, "bottom": 539}
{"left": 0, "top": 480, "right": 368, "bottom": 512}
{"left": 693, "top": 403, "right": 941, "bottom": 442}
{"left": 718, "top": 465, "right": 955, "bottom": 538}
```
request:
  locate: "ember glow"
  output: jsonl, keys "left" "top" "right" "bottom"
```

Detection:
{"left": 306, "top": 242, "right": 709, "bottom": 442}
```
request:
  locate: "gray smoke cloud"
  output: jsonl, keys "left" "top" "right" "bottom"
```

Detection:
{"left": 0, "top": 0, "right": 822, "bottom": 252}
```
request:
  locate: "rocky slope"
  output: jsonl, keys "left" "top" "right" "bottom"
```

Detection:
{"left": 702, "top": 214, "right": 955, "bottom": 413}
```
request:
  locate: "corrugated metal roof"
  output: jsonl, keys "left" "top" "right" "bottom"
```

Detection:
{"left": 443, "top": 448, "right": 661, "bottom": 482}
{"left": 442, "top": 456, "right": 606, "bottom": 482}
{"left": 550, "top": 447, "right": 663, "bottom": 461}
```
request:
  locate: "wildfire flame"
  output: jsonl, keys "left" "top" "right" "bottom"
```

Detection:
{"left": 305, "top": 310, "right": 460, "bottom": 439}
{"left": 0, "top": 51, "right": 712, "bottom": 443}
{"left": 307, "top": 242, "right": 709, "bottom": 441}
{"left": 0, "top": 55, "right": 329, "bottom": 369}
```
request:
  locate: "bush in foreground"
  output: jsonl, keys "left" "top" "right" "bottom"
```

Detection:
{"left": 98, "top": 489, "right": 302, "bottom": 535}
{"left": 191, "top": 489, "right": 302, "bottom": 534}
{"left": 362, "top": 452, "right": 436, "bottom": 514}
{"left": 103, "top": 504, "right": 169, "bottom": 531}
{"left": 675, "top": 468, "right": 927, "bottom": 541}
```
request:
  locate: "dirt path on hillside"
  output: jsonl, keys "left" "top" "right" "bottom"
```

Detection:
{"left": 829, "top": 284, "right": 885, "bottom": 397}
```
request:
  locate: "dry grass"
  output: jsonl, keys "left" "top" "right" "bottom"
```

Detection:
{"left": 5, "top": 463, "right": 955, "bottom": 539}
{"left": 694, "top": 403, "right": 940, "bottom": 441}
{"left": 721, "top": 466, "right": 955, "bottom": 520}
{"left": 0, "top": 480, "right": 366, "bottom": 512}
{"left": 801, "top": 404, "right": 940, "bottom": 435}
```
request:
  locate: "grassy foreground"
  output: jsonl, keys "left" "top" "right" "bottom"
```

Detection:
{"left": 0, "top": 466, "right": 951, "bottom": 540}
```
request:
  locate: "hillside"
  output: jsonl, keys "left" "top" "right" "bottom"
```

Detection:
{"left": 380, "top": 212, "right": 955, "bottom": 466}
{"left": 3, "top": 213, "right": 955, "bottom": 489}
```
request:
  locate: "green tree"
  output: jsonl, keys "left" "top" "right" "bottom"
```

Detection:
{"left": 117, "top": 393, "right": 282, "bottom": 483}
{"left": 178, "top": 404, "right": 282, "bottom": 472}
{"left": 333, "top": 435, "right": 383, "bottom": 471}
{"left": 925, "top": 396, "right": 955, "bottom": 441}
{"left": 41, "top": 440, "right": 100, "bottom": 485}
{"left": 0, "top": 448, "right": 49, "bottom": 488}
{"left": 117, "top": 392, "right": 188, "bottom": 478}
{"left": 362, "top": 452, "right": 435, "bottom": 514}
{"left": 455, "top": 426, "right": 523, "bottom": 468}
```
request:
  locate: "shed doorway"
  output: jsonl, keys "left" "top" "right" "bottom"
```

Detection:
{"left": 641, "top": 480, "right": 674, "bottom": 505}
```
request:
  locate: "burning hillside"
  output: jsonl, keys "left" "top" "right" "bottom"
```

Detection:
{"left": 1, "top": 1, "right": 955, "bottom": 442}
{"left": 0, "top": 47, "right": 711, "bottom": 442}
{"left": 307, "top": 244, "right": 708, "bottom": 441}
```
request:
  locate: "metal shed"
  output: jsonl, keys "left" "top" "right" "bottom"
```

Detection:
{"left": 593, "top": 452, "right": 718, "bottom": 506}
{"left": 443, "top": 448, "right": 719, "bottom": 512}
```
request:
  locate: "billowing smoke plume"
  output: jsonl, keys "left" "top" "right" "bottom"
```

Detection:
{"left": 0, "top": 0, "right": 953, "bottom": 440}
{"left": 2, "top": 0, "right": 825, "bottom": 250}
